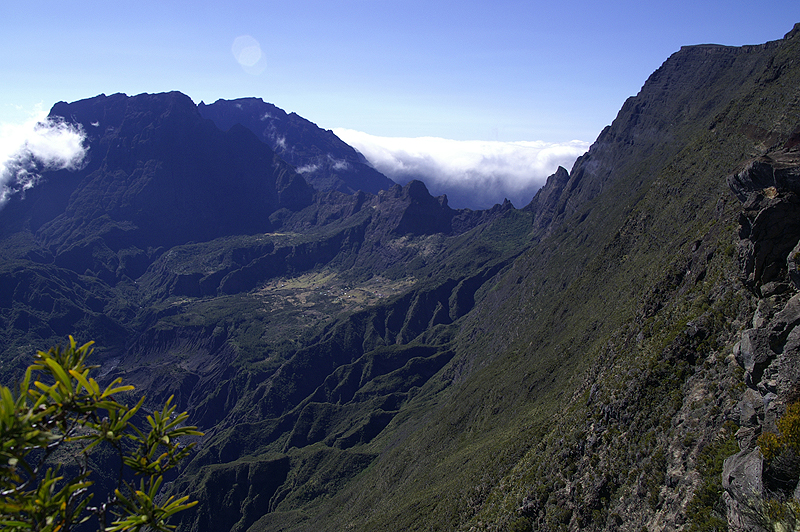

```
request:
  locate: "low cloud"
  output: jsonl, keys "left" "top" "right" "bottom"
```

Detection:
{"left": 333, "top": 128, "right": 590, "bottom": 209}
{"left": 296, "top": 163, "right": 320, "bottom": 174}
{"left": 329, "top": 155, "right": 349, "bottom": 171}
{"left": 0, "top": 111, "right": 88, "bottom": 206}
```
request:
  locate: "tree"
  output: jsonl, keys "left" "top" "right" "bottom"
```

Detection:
{"left": 0, "top": 337, "right": 202, "bottom": 531}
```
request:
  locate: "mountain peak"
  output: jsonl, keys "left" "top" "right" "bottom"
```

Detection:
{"left": 5, "top": 92, "right": 315, "bottom": 281}
{"left": 197, "top": 98, "right": 396, "bottom": 195}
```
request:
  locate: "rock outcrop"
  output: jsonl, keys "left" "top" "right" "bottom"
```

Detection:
{"left": 724, "top": 152, "right": 800, "bottom": 528}
{"left": 729, "top": 152, "right": 800, "bottom": 286}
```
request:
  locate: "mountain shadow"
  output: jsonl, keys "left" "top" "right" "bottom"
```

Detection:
{"left": 198, "top": 97, "right": 397, "bottom": 195}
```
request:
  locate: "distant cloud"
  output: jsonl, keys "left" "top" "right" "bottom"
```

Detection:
{"left": 296, "top": 163, "right": 320, "bottom": 174}
{"left": 0, "top": 110, "right": 87, "bottom": 206}
{"left": 333, "top": 129, "right": 590, "bottom": 209}
{"left": 329, "top": 156, "right": 349, "bottom": 171}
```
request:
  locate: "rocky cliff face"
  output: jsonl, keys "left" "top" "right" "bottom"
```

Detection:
{"left": 525, "top": 33, "right": 788, "bottom": 242}
{"left": 722, "top": 151, "right": 800, "bottom": 530}
{"left": 2, "top": 92, "right": 315, "bottom": 280}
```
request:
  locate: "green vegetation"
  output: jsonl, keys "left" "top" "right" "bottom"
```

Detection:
{"left": 1, "top": 25, "right": 800, "bottom": 532}
{"left": 759, "top": 402, "right": 800, "bottom": 462}
{"left": 0, "top": 337, "right": 201, "bottom": 531}
{"left": 750, "top": 402, "right": 800, "bottom": 530}
{"left": 686, "top": 422, "right": 740, "bottom": 531}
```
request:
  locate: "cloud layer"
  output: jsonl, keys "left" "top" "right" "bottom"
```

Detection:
{"left": 0, "top": 111, "right": 87, "bottom": 206}
{"left": 333, "top": 129, "right": 590, "bottom": 209}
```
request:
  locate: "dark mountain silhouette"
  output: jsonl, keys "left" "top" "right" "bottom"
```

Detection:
{"left": 1, "top": 23, "right": 800, "bottom": 532}
{"left": 2, "top": 92, "right": 314, "bottom": 279}
{"left": 198, "top": 97, "right": 396, "bottom": 195}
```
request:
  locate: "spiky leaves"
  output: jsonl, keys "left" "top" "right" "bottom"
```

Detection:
{"left": 0, "top": 336, "right": 202, "bottom": 531}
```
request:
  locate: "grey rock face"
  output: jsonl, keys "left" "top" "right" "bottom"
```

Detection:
{"left": 723, "top": 448, "right": 766, "bottom": 532}
{"left": 737, "top": 328, "right": 772, "bottom": 369}
{"left": 787, "top": 239, "right": 800, "bottom": 290}
{"left": 724, "top": 153, "right": 800, "bottom": 528}
{"left": 731, "top": 153, "right": 800, "bottom": 288}
{"left": 723, "top": 448, "right": 763, "bottom": 497}
{"left": 738, "top": 388, "right": 765, "bottom": 428}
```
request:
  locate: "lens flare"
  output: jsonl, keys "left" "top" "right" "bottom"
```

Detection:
{"left": 232, "top": 35, "right": 266, "bottom": 74}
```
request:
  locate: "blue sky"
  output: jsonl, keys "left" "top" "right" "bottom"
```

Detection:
{"left": 2, "top": 1, "right": 799, "bottom": 208}
{"left": 3, "top": 1, "right": 798, "bottom": 141}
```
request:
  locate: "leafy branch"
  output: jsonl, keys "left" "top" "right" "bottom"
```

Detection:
{"left": 0, "top": 336, "right": 202, "bottom": 531}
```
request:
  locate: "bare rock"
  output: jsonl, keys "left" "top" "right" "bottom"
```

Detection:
{"left": 736, "top": 328, "right": 775, "bottom": 385}
{"left": 723, "top": 449, "right": 765, "bottom": 531}
{"left": 738, "top": 388, "right": 765, "bottom": 428}
{"left": 769, "top": 293, "right": 800, "bottom": 348}
{"left": 788, "top": 239, "right": 800, "bottom": 290}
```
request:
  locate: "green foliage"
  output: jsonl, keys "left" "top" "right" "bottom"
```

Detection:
{"left": 685, "top": 422, "right": 739, "bottom": 531}
{"left": 759, "top": 402, "right": 800, "bottom": 462}
{"left": 759, "top": 498, "right": 800, "bottom": 530}
{"left": 0, "top": 337, "right": 202, "bottom": 531}
{"left": 750, "top": 402, "right": 800, "bottom": 530}
{"left": 759, "top": 432, "right": 783, "bottom": 463}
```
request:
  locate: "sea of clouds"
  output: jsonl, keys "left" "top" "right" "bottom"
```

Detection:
{"left": 0, "top": 109, "right": 589, "bottom": 212}
{"left": 0, "top": 111, "right": 87, "bottom": 206}
{"left": 333, "top": 128, "right": 590, "bottom": 210}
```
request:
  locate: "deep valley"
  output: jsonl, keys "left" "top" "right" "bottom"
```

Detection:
{"left": 3, "top": 23, "right": 800, "bottom": 532}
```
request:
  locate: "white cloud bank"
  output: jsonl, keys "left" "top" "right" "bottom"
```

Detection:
{"left": 0, "top": 111, "right": 88, "bottom": 206}
{"left": 333, "top": 128, "right": 590, "bottom": 210}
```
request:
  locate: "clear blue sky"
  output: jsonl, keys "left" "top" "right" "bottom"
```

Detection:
{"left": 2, "top": 1, "right": 799, "bottom": 143}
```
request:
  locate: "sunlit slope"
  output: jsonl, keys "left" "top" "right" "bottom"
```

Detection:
{"left": 231, "top": 25, "right": 800, "bottom": 532}
{"left": 1, "top": 24, "right": 799, "bottom": 532}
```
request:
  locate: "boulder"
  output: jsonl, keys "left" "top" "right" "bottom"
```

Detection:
{"left": 788, "top": 239, "right": 800, "bottom": 290}
{"left": 736, "top": 328, "right": 775, "bottom": 384}
{"left": 722, "top": 449, "right": 765, "bottom": 531}
{"left": 776, "top": 324, "right": 800, "bottom": 398}
{"left": 769, "top": 293, "right": 800, "bottom": 349}
{"left": 738, "top": 388, "right": 765, "bottom": 428}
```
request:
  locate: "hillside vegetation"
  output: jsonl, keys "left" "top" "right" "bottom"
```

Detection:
{"left": 2, "top": 23, "right": 800, "bottom": 532}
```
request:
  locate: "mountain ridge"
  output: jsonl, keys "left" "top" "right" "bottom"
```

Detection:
{"left": 197, "top": 97, "right": 396, "bottom": 195}
{"left": 1, "top": 22, "right": 800, "bottom": 532}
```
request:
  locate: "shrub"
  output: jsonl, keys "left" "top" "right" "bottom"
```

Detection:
{"left": 0, "top": 337, "right": 202, "bottom": 531}
{"left": 752, "top": 402, "right": 800, "bottom": 530}
{"left": 758, "top": 402, "right": 800, "bottom": 463}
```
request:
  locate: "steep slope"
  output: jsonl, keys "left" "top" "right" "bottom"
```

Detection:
{"left": 326, "top": 24, "right": 800, "bottom": 531}
{"left": 0, "top": 92, "right": 317, "bottom": 371}
{"left": 2, "top": 23, "right": 800, "bottom": 532}
{"left": 181, "top": 24, "right": 800, "bottom": 532}
{"left": 42, "top": 92, "right": 314, "bottom": 250}
{"left": 0, "top": 92, "right": 315, "bottom": 275}
{"left": 198, "top": 98, "right": 397, "bottom": 195}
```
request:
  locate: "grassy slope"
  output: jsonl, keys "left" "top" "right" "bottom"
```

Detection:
{"left": 248, "top": 27, "right": 800, "bottom": 531}
{"left": 3, "top": 27, "right": 798, "bottom": 532}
